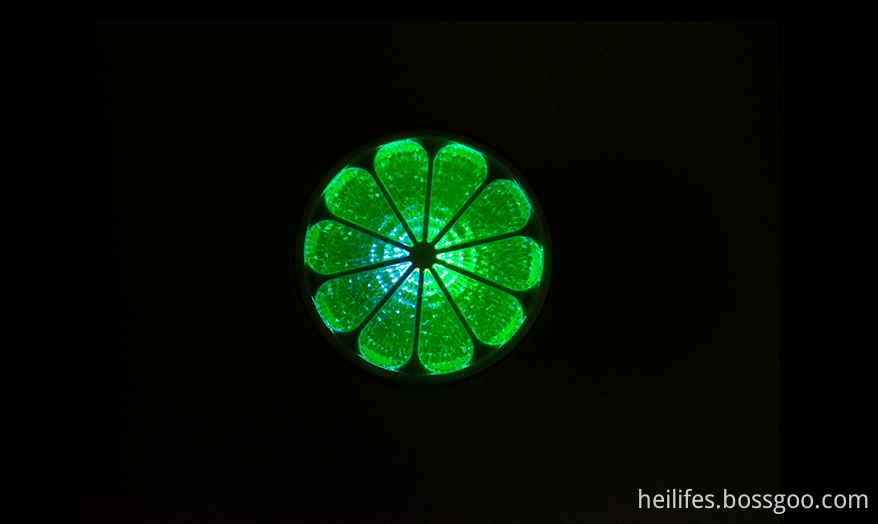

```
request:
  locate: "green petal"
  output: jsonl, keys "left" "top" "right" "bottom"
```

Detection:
{"left": 374, "top": 140, "right": 428, "bottom": 242}
{"left": 434, "top": 265, "right": 524, "bottom": 346}
{"left": 427, "top": 143, "right": 487, "bottom": 243}
{"left": 304, "top": 220, "right": 409, "bottom": 275}
{"left": 418, "top": 270, "right": 473, "bottom": 374}
{"left": 314, "top": 262, "right": 411, "bottom": 332}
{"left": 435, "top": 180, "right": 530, "bottom": 249}
{"left": 324, "top": 167, "right": 413, "bottom": 247}
{"left": 436, "top": 236, "right": 543, "bottom": 292}
{"left": 359, "top": 269, "right": 420, "bottom": 369}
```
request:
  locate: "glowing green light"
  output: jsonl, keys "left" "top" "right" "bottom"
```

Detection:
{"left": 434, "top": 265, "right": 524, "bottom": 346}
{"left": 314, "top": 262, "right": 410, "bottom": 332}
{"left": 418, "top": 270, "right": 474, "bottom": 373}
{"left": 374, "top": 140, "right": 428, "bottom": 242}
{"left": 360, "top": 269, "right": 420, "bottom": 369}
{"left": 437, "top": 236, "right": 543, "bottom": 292}
{"left": 435, "top": 179, "right": 531, "bottom": 249}
{"left": 324, "top": 167, "right": 413, "bottom": 247}
{"left": 427, "top": 143, "right": 487, "bottom": 243}
{"left": 298, "top": 134, "right": 550, "bottom": 382}
{"left": 304, "top": 220, "right": 409, "bottom": 275}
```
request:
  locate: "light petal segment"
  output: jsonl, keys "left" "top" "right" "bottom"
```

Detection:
{"left": 359, "top": 269, "right": 420, "bottom": 369}
{"left": 304, "top": 220, "right": 409, "bottom": 275}
{"left": 427, "top": 143, "right": 487, "bottom": 243}
{"left": 434, "top": 265, "right": 524, "bottom": 346}
{"left": 374, "top": 140, "right": 428, "bottom": 242}
{"left": 436, "top": 236, "right": 543, "bottom": 292}
{"left": 436, "top": 180, "right": 531, "bottom": 249}
{"left": 314, "top": 262, "right": 411, "bottom": 332}
{"left": 418, "top": 270, "right": 473, "bottom": 374}
{"left": 324, "top": 167, "right": 413, "bottom": 246}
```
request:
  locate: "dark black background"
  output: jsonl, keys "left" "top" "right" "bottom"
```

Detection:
{"left": 81, "top": 22, "right": 782, "bottom": 522}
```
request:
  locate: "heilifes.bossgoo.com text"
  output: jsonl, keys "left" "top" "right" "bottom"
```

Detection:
{"left": 639, "top": 489, "right": 868, "bottom": 514}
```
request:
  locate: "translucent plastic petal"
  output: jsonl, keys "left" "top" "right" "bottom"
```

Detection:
{"left": 418, "top": 270, "right": 473, "bottom": 373}
{"left": 435, "top": 265, "right": 524, "bottom": 346}
{"left": 427, "top": 143, "right": 487, "bottom": 243}
{"left": 436, "top": 236, "right": 543, "bottom": 292}
{"left": 359, "top": 269, "right": 420, "bottom": 369}
{"left": 436, "top": 180, "right": 531, "bottom": 249}
{"left": 373, "top": 140, "right": 428, "bottom": 242}
{"left": 324, "top": 167, "right": 412, "bottom": 246}
{"left": 304, "top": 220, "right": 409, "bottom": 275}
{"left": 314, "top": 262, "right": 411, "bottom": 332}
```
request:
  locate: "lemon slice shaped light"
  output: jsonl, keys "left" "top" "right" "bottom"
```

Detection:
{"left": 297, "top": 132, "right": 551, "bottom": 383}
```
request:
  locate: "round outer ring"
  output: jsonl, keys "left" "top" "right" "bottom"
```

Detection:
{"left": 295, "top": 129, "right": 552, "bottom": 384}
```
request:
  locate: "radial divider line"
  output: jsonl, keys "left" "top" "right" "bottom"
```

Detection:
{"left": 428, "top": 181, "right": 491, "bottom": 247}
{"left": 410, "top": 269, "right": 425, "bottom": 365}
{"left": 434, "top": 230, "right": 524, "bottom": 254}
{"left": 433, "top": 260, "right": 529, "bottom": 298}
{"left": 311, "top": 257, "right": 411, "bottom": 283}
{"left": 429, "top": 265, "right": 481, "bottom": 349}
{"left": 351, "top": 264, "right": 415, "bottom": 341}
{"left": 368, "top": 170, "right": 419, "bottom": 246}
{"left": 423, "top": 149, "right": 433, "bottom": 242}
{"left": 327, "top": 216, "right": 413, "bottom": 251}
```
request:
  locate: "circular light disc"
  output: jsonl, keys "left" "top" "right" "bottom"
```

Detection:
{"left": 297, "top": 132, "right": 551, "bottom": 383}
